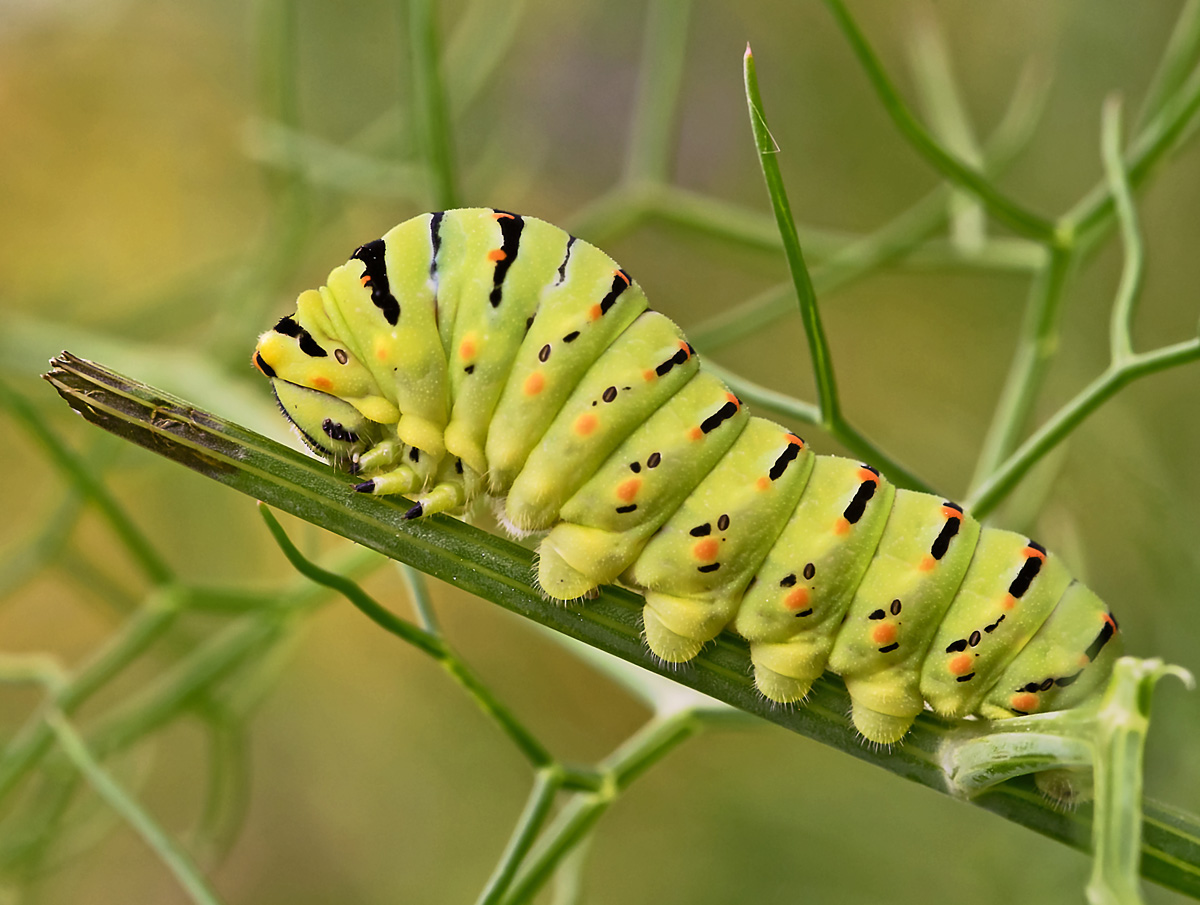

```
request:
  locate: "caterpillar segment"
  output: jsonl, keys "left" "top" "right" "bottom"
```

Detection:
{"left": 255, "top": 209, "right": 1123, "bottom": 745}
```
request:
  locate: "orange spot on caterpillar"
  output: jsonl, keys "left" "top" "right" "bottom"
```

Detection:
{"left": 756, "top": 476, "right": 770, "bottom": 490}
{"left": 1002, "top": 594, "right": 1017, "bottom": 610}
{"left": 311, "top": 376, "right": 332, "bottom": 391}
{"left": 252, "top": 352, "right": 270, "bottom": 375}
{"left": 616, "top": 478, "right": 641, "bottom": 502}
{"left": 872, "top": 623, "right": 897, "bottom": 645}
{"left": 785, "top": 433, "right": 804, "bottom": 447}
{"left": 948, "top": 654, "right": 973, "bottom": 676}
{"left": 784, "top": 588, "right": 810, "bottom": 610}
{"left": 1011, "top": 693, "right": 1039, "bottom": 713}
{"left": 726, "top": 392, "right": 740, "bottom": 407}
{"left": 487, "top": 248, "right": 506, "bottom": 262}
{"left": 833, "top": 518, "right": 850, "bottom": 535}
{"left": 459, "top": 336, "right": 477, "bottom": 360}
{"left": 857, "top": 467, "right": 879, "bottom": 483}
{"left": 941, "top": 505, "right": 961, "bottom": 519}
{"left": 643, "top": 369, "right": 656, "bottom": 382}
{"left": 614, "top": 269, "right": 631, "bottom": 285}
{"left": 1103, "top": 613, "right": 1117, "bottom": 630}
{"left": 693, "top": 538, "right": 719, "bottom": 560}
{"left": 679, "top": 341, "right": 691, "bottom": 356}
{"left": 589, "top": 304, "right": 602, "bottom": 321}
{"left": 918, "top": 555, "right": 936, "bottom": 572}
{"left": 524, "top": 372, "right": 545, "bottom": 396}
{"left": 575, "top": 413, "right": 598, "bottom": 436}
{"left": 1025, "top": 546, "right": 1046, "bottom": 561}
{"left": 689, "top": 426, "right": 704, "bottom": 441}
{"left": 376, "top": 345, "right": 390, "bottom": 362}
{"left": 493, "top": 211, "right": 514, "bottom": 220}
{"left": 360, "top": 275, "right": 371, "bottom": 285}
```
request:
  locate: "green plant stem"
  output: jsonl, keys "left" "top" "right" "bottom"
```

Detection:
{"left": 0, "top": 379, "right": 173, "bottom": 586}
{"left": 0, "top": 587, "right": 181, "bottom": 806}
{"left": 821, "top": 0, "right": 1060, "bottom": 245}
{"left": 624, "top": 0, "right": 691, "bottom": 184}
{"left": 966, "top": 338, "right": 1200, "bottom": 517}
{"left": 259, "top": 504, "right": 554, "bottom": 770}
{"left": 743, "top": 46, "right": 839, "bottom": 425}
{"left": 1101, "top": 99, "right": 1145, "bottom": 363}
{"left": 1137, "top": 0, "right": 1200, "bottom": 129}
{"left": 968, "top": 245, "right": 1073, "bottom": 493}
{"left": 1065, "top": 65, "right": 1200, "bottom": 243}
{"left": 408, "top": 0, "right": 459, "bottom": 209}
{"left": 477, "top": 768, "right": 562, "bottom": 905}
{"left": 47, "top": 712, "right": 224, "bottom": 905}
{"left": 399, "top": 561, "right": 442, "bottom": 634}
{"left": 502, "top": 710, "right": 706, "bottom": 905}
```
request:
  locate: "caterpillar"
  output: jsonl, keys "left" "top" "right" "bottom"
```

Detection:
{"left": 253, "top": 208, "right": 1122, "bottom": 744}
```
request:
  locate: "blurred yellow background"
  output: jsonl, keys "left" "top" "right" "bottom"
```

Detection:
{"left": 1, "top": 1, "right": 1198, "bottom": 903}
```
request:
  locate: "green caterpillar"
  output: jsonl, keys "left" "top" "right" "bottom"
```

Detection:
{"left": 254, "top": 208, "right": 1121, "bottom": 744}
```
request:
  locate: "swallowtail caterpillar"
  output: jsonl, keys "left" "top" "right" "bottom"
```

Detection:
{"left": 254, "top": 208, "right": 1121, "bottom": 748}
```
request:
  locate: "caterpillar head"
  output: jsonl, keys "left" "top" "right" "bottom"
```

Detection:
{"left": 254, "top": 285, "right": 399, "bottom": 465}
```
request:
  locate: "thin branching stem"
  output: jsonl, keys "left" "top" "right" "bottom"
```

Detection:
{"left": 399, "top": 561, "right": 442, "bottom": 634}
{"left": 0, "top": 379, "right": 173, "bottom": 586}
{"left": 820, "top": 0, "right": 1060, "bottom": 245}
{"left": 967, "top": 338, "right": 1200, "bottom": 517}
{"left": 0, "top": 588, "right": 182, "bottom": 805}
{"left": 1101, "top": 98, "right": 1146, "bottom": 364}
{"left": 1065, "top": 65, "right": 1200, "bottom": 243}
{"left": 259, "top": 504, "right": 554, "bottom": 769}
{"left": 1138, "top": 0, "right": 1200, "bottom": 129}
{"left": 502, "top": 710, "right": 707, "bottom": 905}
{"left": 743, "top": 46, "right": 839, "bottom": 425}
{"left": 969, "top": 245, "right": 1073, "bottom": 493}
{"left": 47, "top": 711, "right": 225, "bottom": 905}
{"left": 408, "top": 0, "right": 459, "bottom": 209}
{"left": 625, "top": 0, "right": 691, "bottom": 185}
{"left": 477, "top": 767, "right": 563, "bottom": 905}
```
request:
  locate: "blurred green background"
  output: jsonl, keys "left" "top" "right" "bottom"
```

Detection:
{"left": 1, "top": 0, "right": 1198, "bottom": 902}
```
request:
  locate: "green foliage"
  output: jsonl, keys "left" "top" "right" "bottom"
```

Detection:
{"left": 2, "top": 1, "right": 1200, "bottom": 903}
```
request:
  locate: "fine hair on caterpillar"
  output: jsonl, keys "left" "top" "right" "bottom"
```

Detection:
{"left": 254, "top": 207, "right": 1122, "bottom": 757}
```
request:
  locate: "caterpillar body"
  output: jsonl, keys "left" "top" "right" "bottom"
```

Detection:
{"left": 254, "top": 208, "right": 1122, "bottom": 744}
